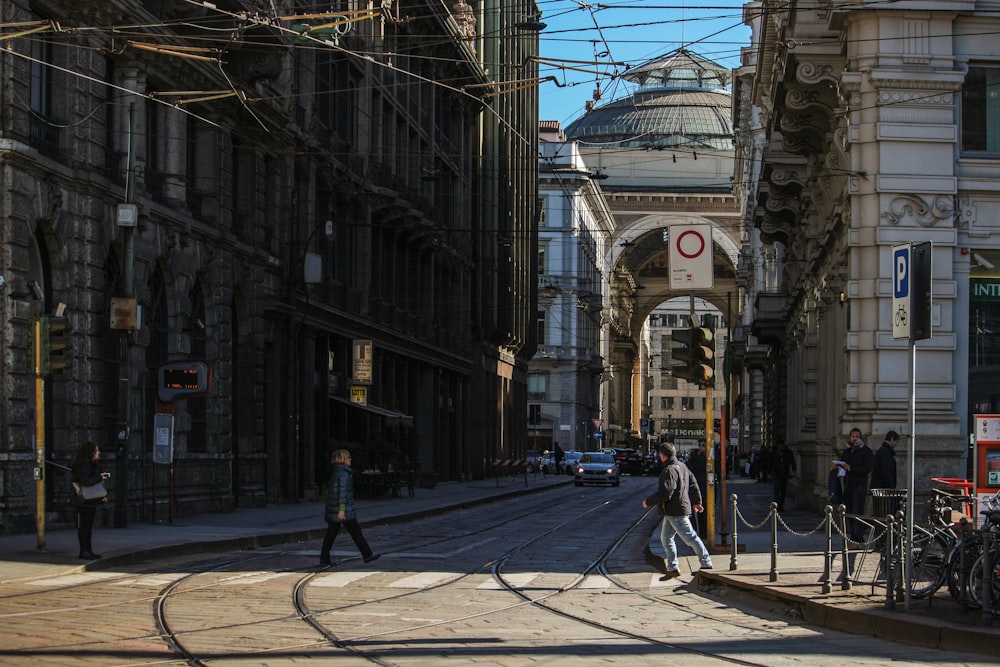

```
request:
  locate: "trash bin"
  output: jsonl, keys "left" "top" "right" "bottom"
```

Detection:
{"left": 870, "top": 488, "right": 907, "bottom": 518}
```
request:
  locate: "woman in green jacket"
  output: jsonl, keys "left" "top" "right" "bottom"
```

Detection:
{"left": 320, "top": 449, "right": 379, "bottom": 566}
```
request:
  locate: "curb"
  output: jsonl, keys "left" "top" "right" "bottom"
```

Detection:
{"left": 63, "top": 478, "right": 574, "bottom": 577}
{"left": 695, "top": 570, "right": 1000, "bottom": 657}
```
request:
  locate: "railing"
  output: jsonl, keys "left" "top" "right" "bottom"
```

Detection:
{"left": 724, "top": 493, "right": 1000, "bottom": 617}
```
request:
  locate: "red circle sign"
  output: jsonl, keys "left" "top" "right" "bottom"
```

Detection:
{"left": 676, "top": 230, "right": 706, "bottom": 259}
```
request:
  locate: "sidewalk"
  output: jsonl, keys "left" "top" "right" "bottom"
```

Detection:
{"left": 0, "top": 471, "right": 572, "bottom": 584}
{"left": 653, "top": 476, "right": 1000, "bottom": 657}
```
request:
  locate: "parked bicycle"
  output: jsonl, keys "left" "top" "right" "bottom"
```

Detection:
{"left": 907, "top": 489, "right": 1000, "bottom": 604}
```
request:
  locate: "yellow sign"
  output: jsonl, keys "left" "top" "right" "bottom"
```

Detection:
{"left": 350, "top": 385, "right": 368, "bottom": 405}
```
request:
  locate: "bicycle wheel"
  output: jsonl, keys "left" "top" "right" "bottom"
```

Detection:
{"left": 966, "top": 550, "right": 1000, "bottom": 611}
{"left": 946, "top": 535, "right": 983, "bottom": 601}
{"left": 909, "top": 531, "right": 950, "bottom": 598}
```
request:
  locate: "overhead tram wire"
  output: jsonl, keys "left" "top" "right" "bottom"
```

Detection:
{"left": 8, "top": 6, "right": 990, "bottom": 162}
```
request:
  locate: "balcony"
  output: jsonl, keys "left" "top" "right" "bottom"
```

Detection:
{"left": 29, "top": 115, "right": 62, "bottom": 160}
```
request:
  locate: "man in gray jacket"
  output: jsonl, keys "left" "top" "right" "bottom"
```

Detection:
{"left": 642, "top": 443, "right": 713, "bottom": 580}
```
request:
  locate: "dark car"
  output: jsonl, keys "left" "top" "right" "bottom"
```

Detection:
{"left": 601, "top": 447, "right": 644, "bottom": 475}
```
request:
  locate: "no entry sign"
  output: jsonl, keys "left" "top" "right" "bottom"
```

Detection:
{"left": 668, "top": 224, "right": 714, "bottom": 290}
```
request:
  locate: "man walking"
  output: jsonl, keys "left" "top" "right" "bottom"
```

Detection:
{"left": 642, "top": 443, "right": 713, "bottom": 580}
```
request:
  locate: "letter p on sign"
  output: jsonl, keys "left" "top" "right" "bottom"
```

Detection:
{"left": 892, "top": 244, "right": 910, "bottom": 340}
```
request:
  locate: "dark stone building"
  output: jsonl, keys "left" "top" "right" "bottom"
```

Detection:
{"left": 0, "top": 0, "right": 539, "bottom": 534}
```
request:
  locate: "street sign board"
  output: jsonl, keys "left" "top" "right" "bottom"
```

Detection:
{"left": 353, "top": 339, "right": 373, "bottom": 384}
{"left": 892, "top": 242, "right": 932, "bottom": 341}
{"left": 892, "top": 244, "right": 910, "bottom": 340}
{"left": 911, "top": 241, "right": 932, "bottom": 341}
{"left": 668, "top": 224, "right": 714, "bottom": 290}
{"left": 591, "top": 418, "right": 604, "bottom": 430}
{"left": 594, "top": 430, "right": 603, "bottom": 440}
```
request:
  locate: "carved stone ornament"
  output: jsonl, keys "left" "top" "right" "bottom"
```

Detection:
{"left": 452, "top": 1, "right": 476, "bottom": 43}
{"left": 880, "top": 194, "right": 954, "bottom": 227}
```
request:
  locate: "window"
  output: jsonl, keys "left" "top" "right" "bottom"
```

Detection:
{"left": 681, "top": 396, "right": 695, "bottom": 411}
{"left": 29, "top": 33, "right": 61, "bottom": 157}
{"left": 538, "top": 247, "right": 546, "bottom": 275}
{"left": 537, "top": 309, "right": 546, "bottom": 344}
{"left": 528, "top": 373, "right": 547, "bottom": 400}
{"left": 537, "top": 197, "right": 546, "bottom": 227}
{"left": 962, "top": 67, "right": 1000, "bottom": 153}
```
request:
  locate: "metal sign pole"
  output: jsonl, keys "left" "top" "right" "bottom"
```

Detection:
{"left": 905, "top": 338, "right": 916, "bottom": 611}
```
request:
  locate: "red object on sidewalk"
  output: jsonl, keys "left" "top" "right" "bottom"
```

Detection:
{"left": 931, "top": 477, "right": 975, "bottom": 517}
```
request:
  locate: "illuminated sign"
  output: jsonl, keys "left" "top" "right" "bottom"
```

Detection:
{"left": 158, "top": 361, "right": 211, "bottom": 402}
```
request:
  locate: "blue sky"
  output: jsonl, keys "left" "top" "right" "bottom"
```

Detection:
{"left": 534, "top": 1, "right": 751, "bottom": 126}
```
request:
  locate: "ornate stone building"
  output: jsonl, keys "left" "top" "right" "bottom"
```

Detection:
{"left": 0, "top": 0, "right": 539, "bottom": 534}
{"left": 734, "top": 0, "right": 993, "bottom": 510}
{"left": 531, "top": 125, "right": 615, "bottom": 454}
{"left": 564, "top": 49, "right": 743, "bottom": 451}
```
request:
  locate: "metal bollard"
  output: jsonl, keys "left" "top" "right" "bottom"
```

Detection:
{"left": 884, "top": 515, "right": 895, "bottom": 610}
{"left": 958, "top": 518, "right": 970, "bottom": 605}
{"left": 981, "top": 529, "right": 995, "bottom": 626}
{"left": 894, "top": 511, "right": 905, "bottom": 602}
{"left": 729, "top": 493, "right": 739, "bottom": 571}
{"left": 769, "top": 501, "right": 779, "bottom": 582}
{"left": 822, "top": 504, "right": 833, "bottom": 594}
{"left": 838, "top": 504, "right": 852, "bottom": 590}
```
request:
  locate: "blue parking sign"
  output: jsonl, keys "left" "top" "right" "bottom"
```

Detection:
{"left": 893, "top": 246, "right": 909, "bottom": 299}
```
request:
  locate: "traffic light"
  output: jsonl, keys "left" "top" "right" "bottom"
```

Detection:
{"left": 671, "top": 325, "right": 714, "bottom": 387}
{"left": 670, "top": 327, "right": 699, "bottom": 384}
{"left": 37, "top": 314, "right": 71, "bottom": 376}
{"left": 692, "top": 324, "right": 715, "bottom": 387}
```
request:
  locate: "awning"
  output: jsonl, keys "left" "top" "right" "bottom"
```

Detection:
{"left": 330, "top": 395, "right": 413, "bottom": 427}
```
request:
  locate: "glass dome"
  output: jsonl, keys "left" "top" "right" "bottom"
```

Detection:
{"left": 565, "top": 48, "right": 733, "bottom": 151}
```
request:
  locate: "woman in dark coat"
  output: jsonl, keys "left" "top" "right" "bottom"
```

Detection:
{"left": 319, "top": 449, "right": 379, "bottom": 566}
{"left": 70, "top": 441, "right": 109, "bottom": 559}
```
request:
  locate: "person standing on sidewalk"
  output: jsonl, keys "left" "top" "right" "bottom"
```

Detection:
{"left": 70, "top": 441, "right": 110, "bottom": 560}
{"left": 642, "top": 443, "right": 713, "bottom": 580}
{"left": 770, "top": 441, "right": 796, "bottom": 512}
{"left": 833, "top": 428, "right": 874, "bottom": 544}
{"left": 320, "top": 449, "right": 380, "bottom": 566}
{"left": 870, "top": 430, "right": 899, "bottom": 490}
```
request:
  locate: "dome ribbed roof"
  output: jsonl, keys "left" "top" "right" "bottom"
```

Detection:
{"left": 565, "top": 48, "right": 733, "bottom": 150}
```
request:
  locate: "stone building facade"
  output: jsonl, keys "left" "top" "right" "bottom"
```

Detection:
{"left": 0, "top": 0, "right": 539, "bottom": 534}
{"left": 734, "top": 0, "right": 998, "bottom": 510}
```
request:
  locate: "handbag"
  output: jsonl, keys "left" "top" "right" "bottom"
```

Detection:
{"left": 73, "top": 481, "right": 107, "bottom": 501}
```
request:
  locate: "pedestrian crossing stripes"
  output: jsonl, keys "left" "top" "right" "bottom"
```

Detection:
{"left": 21, "top": 569, "right": 679, "bottom": 593}
{"left": 25, "top": 572, "right": 121, "bottom": 587}
{"left": 387, "top": 572, "right": 456, "bottom": 588}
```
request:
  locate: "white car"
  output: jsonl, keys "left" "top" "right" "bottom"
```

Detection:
{"left": 540, "top": 450, "right": 582, "bottom": 475}
{"left": 574, "top": 452, "right": 620, "bottom": 487}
